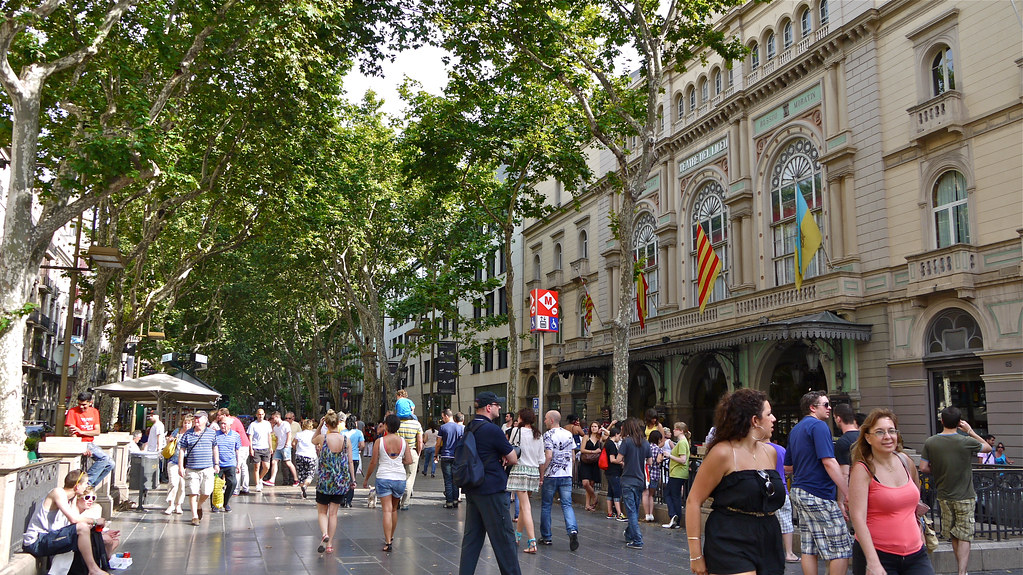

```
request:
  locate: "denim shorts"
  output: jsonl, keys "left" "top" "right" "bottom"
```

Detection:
{"left": 376, "top": 478, "right": 406, "bottom": 499}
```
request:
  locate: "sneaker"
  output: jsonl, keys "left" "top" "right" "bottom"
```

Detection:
{"left": 443, "top": 502, "right": 453, "bottom": 509}
{"left": 569, "top": 532, "right": 579, "bottom": 551}
{"left": 539, "top": 539, "right": 553, "bottom": 546}
{"left": 240, "top": 488, "right": 250, "bottom": 494}
{"left": 224, "top": 505, "right": 232, "bottom": 512}
{"left": 210, "top": 507, "right": 222, "bottom": 513}
{"left": 616, "top": 513, "right": 628, "bottom": 522}
{"left": 262, "top": 480, "right": 274, "bottom": 487}
{"left": 606, "top": 513, "right": 615, "bottom": 519}
{"left": 255, "top": 484, "right": 262, "bottom": 492}
{"left": 661, "top": 515, "right": 679, "bottom": 529}
{"left": 292, "top": 482, "right": 300, "bottom": 487}
{"left": 626, "top": 541, "right": 644, "bottom": 549}
{"left": 645, "top": 514, "right": 655, "bottom": 522}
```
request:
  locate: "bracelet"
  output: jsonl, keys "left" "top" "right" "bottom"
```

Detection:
{"left": 687, "top": 536, "right": 701, "bottom": 540}
{"left": 690, "top": 556, "right": 703, "bottom": 561}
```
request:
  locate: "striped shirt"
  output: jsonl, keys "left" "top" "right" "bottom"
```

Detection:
{"left": 215, "top": 430, "right": 241, "bottom": 467}
{"left": 179, "top": 427, "right": 217, "bottom": 469}
{"left": 397, "top": 419, "right": 423, "bottom": 452}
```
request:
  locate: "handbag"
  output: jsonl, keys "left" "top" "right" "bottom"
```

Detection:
{"left": 505, "top": 428, "right": 522, "bottom": 474}
{"left": 921, "top": 516, "right": 938, "bottom": 553}
{"left": 581, "top": 440, "right": 601, "bottom": 464}
{"left": 598, "top": 444, "right": 609, "bottom": 470}
{"left": 161, "top": 436, "right": 177, "bottom": 460}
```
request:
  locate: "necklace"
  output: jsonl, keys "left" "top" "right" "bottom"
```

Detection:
{"left": 877, "top": 456, "right": 897, "bottom": 473}
{"left": 735, "top": 441, "right": 759, "bottom": 464}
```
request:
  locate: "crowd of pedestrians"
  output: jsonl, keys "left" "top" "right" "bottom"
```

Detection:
{"left": 28, "top": 382, "right": 1012, "bottom": 575}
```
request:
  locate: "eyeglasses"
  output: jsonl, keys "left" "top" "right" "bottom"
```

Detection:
{"left": 815, "top": 402, "right": 831, "bottom": 409}
{"left": 871, "top": 428, "right": 899, "bottom": 438}
{"left": 756, "top": 470, "right": 776, "bottom": 497}
{"left": 82, "top": 495, "right": 97, "bottom": 502}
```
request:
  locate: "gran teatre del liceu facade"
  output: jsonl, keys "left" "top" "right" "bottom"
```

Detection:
{"left": 513, "top": 0, "right": 1022, "bottom": 451}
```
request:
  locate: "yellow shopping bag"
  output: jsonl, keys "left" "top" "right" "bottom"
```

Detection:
{"left": 212, "top": 475, "right": 226, "bottom": 508}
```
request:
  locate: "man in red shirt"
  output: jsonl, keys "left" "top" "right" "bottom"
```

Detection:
{"left": 65, "top": 392, "right": 114, "bottom": 487}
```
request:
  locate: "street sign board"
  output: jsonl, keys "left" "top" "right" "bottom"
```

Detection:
{"left": 529, "top": 289, "right": 560, "bottom": 333}
{"left": 436, "top": 341, "right": 458, "bottom": 395}
{"left": 532, "top": 397, "right": 539, "bottom": 412}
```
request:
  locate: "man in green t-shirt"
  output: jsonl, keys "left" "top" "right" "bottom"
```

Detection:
{"left": 660, "top": 422, "right": 690, "bottom": 529}
{"left": 920, "top": 406, "right": 991, "bottom": 575}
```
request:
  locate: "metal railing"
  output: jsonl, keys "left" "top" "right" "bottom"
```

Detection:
{"left": 921, "top": 466, "right": 1023, "bottom": 542}
{"left": 9, "top": 459, "right": 60, "bottom": 558}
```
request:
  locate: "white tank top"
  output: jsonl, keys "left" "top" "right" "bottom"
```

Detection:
{"left": 24, "top": 494, "right": 70, "bottom": 545}
{"left": 375, "top": 436, "right": 407, "bottom": 481}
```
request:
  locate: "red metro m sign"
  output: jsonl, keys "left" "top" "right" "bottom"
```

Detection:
{"left": 529, "top": 289, "right": 559, "bottom": 333}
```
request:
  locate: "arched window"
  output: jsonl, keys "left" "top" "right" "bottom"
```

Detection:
{"left": 553, "top": 243, "right": 563, "bottom": 270}
{"left": 926, "top": 308, "right": 983, "bottom": 355}
{"left": 766, "top": 32, "right": 776, "bottom": 60}
{"left": 713, "top": 70, "right": 722, "bottom": 95}
{"left": 750, "top": 42, "right": 760, "bottom": 70}
{"left": 700, "top": 79, "right": 709, "bottom": 102}
{"left": 926, "top": 308, "right": 986, "bottom": 435}
{"left": 579, "top": 296, "right": 592, "bottom": 338}
{"left": 931, "top": 47, "right": 955, "bottom": 96}
{"left": 547, "top": 373, "right": 562, "bottom": 411}
{"left": 819, "top": 0, "right": 829, "bottom": 26}
{"left": 783, "top": 22, "right": 793, "bottom": 49}
{"left": 933, "top": 170, "right": 970, "bottom": 248}
{"left": 688, "top": 87, "right": 696, "bottom": 112}
{"left": 691, "top": 181, "right": 729, "bottom": 306}
{"left": 770, "top": 138, "right": 825, "bottom": 286}
{"left": 676, "top": 94, "right": 685, "bottom": 120}
{"left": 533, "top": 254, "right": 541, "bottom": 281}
{"left": 801, "top": 8, "right": 812, "bottom": 38}
{"left": 633, "top": 213, "right": 658, "bottom": 321}
{"left": 579, "top": 230, "right": 588, "bottom": 259}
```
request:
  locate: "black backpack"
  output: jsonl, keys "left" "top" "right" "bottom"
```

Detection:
{"left": 452, "top": 419, "right": 486, "bottom": 489}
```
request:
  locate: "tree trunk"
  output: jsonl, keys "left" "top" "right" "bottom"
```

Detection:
{"left": 612, "top": 189, "right": 635, "bottom": 422}
{"left": 503, "top": 223, "right": 519, "bottom": 413}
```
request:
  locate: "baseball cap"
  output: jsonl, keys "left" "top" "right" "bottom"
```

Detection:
{"left": 194, "top": 410, "right": 209, "bottom": 419}
{"left": 474, "top": 391, "right": 503, "bottom": 408}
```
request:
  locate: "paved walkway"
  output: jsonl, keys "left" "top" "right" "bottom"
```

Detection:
{"left": 111, "top": 474, "right": 1021, "bottom": 575}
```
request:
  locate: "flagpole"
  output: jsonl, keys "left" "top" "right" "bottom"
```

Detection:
{"left": 580, "top": 277, "right": 605, "bottom": 329}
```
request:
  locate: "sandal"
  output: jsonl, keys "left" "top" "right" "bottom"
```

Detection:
{"left": 318, "top": 534, "right": 329, "bottom": 553}
{"left": 524, "top": 539, "right": 537, "bottom": 554}
{"left": 325, "top": 546, "right": 334, "bottom": 554}
{"left": 382, "top": 541, "right": 393, "bottom": 552}
{"left": 515, "top": 531, "right": 522, "bottom": 544}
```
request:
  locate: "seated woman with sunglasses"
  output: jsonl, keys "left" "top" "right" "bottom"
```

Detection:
{"left": 23, "top": 473, "right": 111, "bottom": 575}
{"left": 48, "top": 487, "right": 122, "bottom": 575}
{"left": 849, "top": 409, "right": 934, "bottom": 575}
{"left": 686, "top": 389, "right": 786, "bottom": 575}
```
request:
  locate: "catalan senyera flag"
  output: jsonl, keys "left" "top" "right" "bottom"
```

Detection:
{"left": 636, "top": 269, "right": 649, "bottom": 329}
{"left": 583, "top": 291, "right": 594, "bottom": 328}
{"left": 794, "top": 190, "right": 823, "bottom": 290}
{"left": 694, "top": 224, "right": 722, "bottom": 313}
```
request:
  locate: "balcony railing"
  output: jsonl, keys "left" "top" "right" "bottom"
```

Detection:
{"left": 908, "top": 90, "right": 966, "bottom": 143}
{"left": 905, "top": 244, "right": 979, "bottom": 299}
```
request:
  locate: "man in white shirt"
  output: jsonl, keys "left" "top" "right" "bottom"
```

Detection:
{"left": 138, "top": 409, "right": 165, "bottom": 509}
{"left": 269, "top": 411, "right": 298, "bottom": 486}
{"left": 247, "top": 408, "right": 273, "bottom": 492}
{"left": 539, "top": 410, "right": 579, "bottom": 551}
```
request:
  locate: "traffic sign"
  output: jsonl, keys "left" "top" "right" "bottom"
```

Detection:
{"left": 532, "top": 397, "right": 539, "bottom": 411}
{"left": 529, "top": 289, "right": 559, "bottom": 333}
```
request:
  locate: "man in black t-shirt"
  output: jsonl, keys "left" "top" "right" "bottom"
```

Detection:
{"left": 832, "top": 403, "right": 859, "bottom": 485}
{"left": 458, "top": 392, "right": 520, "bottom": 575}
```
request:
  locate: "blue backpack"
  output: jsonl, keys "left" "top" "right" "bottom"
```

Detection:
{"left": 452, "top": 419, "right": 486, "bottom": 489}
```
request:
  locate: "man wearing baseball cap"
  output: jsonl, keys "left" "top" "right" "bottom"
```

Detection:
{"left": 458, "top": 391, "right": 521, "bottom": 575}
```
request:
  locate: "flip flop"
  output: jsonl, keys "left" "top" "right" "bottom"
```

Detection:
{"left": 318, "top": 535, "right": 329, "bottom": 553}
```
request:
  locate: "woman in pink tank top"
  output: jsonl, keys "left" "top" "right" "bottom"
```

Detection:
{"left": 848, "top": 409, "right": 934, "bottom": 575}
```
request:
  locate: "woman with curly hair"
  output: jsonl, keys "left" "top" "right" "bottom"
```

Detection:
{"left": 848, "top": 409, "right": 933, "bottom": 575}
{"left": 686, "top": 388, "right": 785, "bottom": 575}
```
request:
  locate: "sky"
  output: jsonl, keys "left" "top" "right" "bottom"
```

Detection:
{"left": 342, "top": 45, "right": 452, "bottom": 120}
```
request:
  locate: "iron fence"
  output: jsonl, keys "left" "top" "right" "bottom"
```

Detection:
{"left": 9, "top": 459, "right": 60, "bottom": 558}
{"left": 920, "top": 465, "right": 1023, "bottom": 542}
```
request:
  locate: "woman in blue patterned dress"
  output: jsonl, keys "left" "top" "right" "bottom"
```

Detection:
{"left": 311, "top": 410, "right": 355, "bottom": 554}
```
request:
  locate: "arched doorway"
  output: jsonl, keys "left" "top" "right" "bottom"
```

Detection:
{"left": 768, "top": 343, "right": 828, "bottom": 446}
{"left": 628, "top": 365, "right": 657, "bottom": 419}
{"left": 926, "top": 308, "right": 986, "bottom": 436}
{"left": 691, "top": 356, "right": 728, "bottom": 443}
{"left": 526, "top": 376, "right": 538, "bottom": 407}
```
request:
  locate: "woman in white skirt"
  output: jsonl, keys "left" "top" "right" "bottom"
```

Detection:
{"left": 507, "top": 407, "right": 545, "bottom": 554}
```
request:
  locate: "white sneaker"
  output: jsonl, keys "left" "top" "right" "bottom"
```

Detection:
{"left": 645, "top": 514, "right": 655, "bottom": 522}
{"left": 256, "top": 484, "right": 263, "bottom": 492}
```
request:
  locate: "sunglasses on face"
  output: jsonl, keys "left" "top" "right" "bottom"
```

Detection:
{"left": 82, "top": 495, "right": 97, "bottom": 502}
{"left": 816, "top": 402, "right": 830, "bottom": 409}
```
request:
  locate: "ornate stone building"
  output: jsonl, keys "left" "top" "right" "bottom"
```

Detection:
{"left": 518, "top": 0, "right": 1022, "bottom": 450}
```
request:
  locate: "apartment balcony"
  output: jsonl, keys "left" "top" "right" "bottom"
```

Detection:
{"left": 546, "top": 269, "right": 564, "bottom": 289}
{"left": 908, "top": 90, "right": 966, "bottom": 144}
{"left": 745, "top": 24, "right": 831, "bottom": 88}
{"left": 38, "top": 275, "right": 56, "bottom": 293}
{"left": 905, "top": 244, "right": 980, "bottom": 300}
{"left": 569, "top": 258, "right": 590, "bottom": 282}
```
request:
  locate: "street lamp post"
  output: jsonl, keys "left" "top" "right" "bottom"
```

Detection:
{"left": 53, "top": 218, "right": 126, "bottom": 436}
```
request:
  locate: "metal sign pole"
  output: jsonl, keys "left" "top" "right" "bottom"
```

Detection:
{"left": 538, "top": 331, "right": 544, "bottom": 434}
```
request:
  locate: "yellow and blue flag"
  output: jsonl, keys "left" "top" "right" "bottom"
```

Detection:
{"left": 794, "top": 190, "right": 822, "bottom": 289}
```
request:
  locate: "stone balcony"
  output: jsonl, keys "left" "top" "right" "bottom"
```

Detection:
{"left": 908, "top": 90, "right": 966, "bottom": 144}
{"left": 905, "top": 243, "right": 980, "bottom": 300}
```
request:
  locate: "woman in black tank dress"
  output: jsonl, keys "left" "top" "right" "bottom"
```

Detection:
{"left": 686, "top": 389, "right": 786, "bottom": 575}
